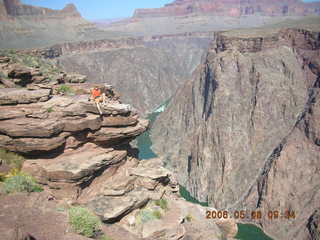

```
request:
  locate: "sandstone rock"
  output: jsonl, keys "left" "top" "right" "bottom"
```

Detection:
{"left": 101, "top": 116, "right": 138, "bottom": 127}
{"left": 63, "top": 114, "right": 101, "bottom": 132}
{"left": 23, "top": 143, "right": 127, "bottom": 183}
{"left": 0, "top": 106, "right": 30, "bottom": 120}
{"left": 129, "top": 158, "right": 171, "bottom": 180}
{"left": 0, "top": 134, "right": 66, "bottom": 153}
{"left": 0, "top": 77, "right": 16, "bottom": 88}
{"left": 8, "top": 64, "right": 33, "bottom": 86}
{"left": 0, "top": 192, "right": 91, "bottom": 240}
{"left": 0, "top": 56, "right": 10, "bottom": 63}
{"left": 0, "top": 118, "right": 64, "bottom": 137}
{"left": 0, "top": 88, "right": 51, "bottom": 105}
{"left": 88, "top": 119, "right": 148, "bottom": 142}
{"left": 86, "top": 189, "right": 150, "bottom": 222}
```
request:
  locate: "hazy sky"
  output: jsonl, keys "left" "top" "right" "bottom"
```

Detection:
{"left": 22, "top": 0, "right": 320, "bottom": 20}
{"left": 22, "top": 0, "right": 172, "bottom": 20}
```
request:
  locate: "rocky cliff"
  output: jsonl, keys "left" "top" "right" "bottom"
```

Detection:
{"left": 0, "top": 0, "right": 111, "bottom": 49}
{"left": 134, "top": 0, "right": 320, "bottom": 18}
{"left": 151, "top": 22, "right": 320, "bottom": 240}
{"left": 57, "top": 37, "right": 211, "bottom": 114}
{"left": 1, "top": 0, "right": 80, "bottom": 19}
{"left": 0, "top": 52, "right": 237, "bottom": 240}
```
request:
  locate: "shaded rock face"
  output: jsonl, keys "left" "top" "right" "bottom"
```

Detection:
{"left": 134, "top": 0, "right": 320, "bottom": 18}
{"left": 58, "top": 38, "right": 211, "bottom": 113}
{"left": 152, "top": 27, "right": 320, "bottom": 240}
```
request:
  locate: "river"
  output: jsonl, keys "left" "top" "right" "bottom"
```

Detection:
{"left": 136, "top": 103, "right": 274, "bottom": 240}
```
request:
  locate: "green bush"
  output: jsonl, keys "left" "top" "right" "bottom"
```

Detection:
{"left": 68, "top": 206, "right": 101, "bottom": 238}
{"left": 47, "top": 107, "right": 54, "bottom": 113}
{"left": 152, "top": 210, "right": 162, "bottom": 219}
{"left": 0, "top": 148, "right": 25, "bottom": 170}
{"left": 154, "top": 199, "right": 168, "bottom": 210}
{"left": 185, "top": 214, "right": 193, "bottom": 222}
{"left": 2, "top": 173, "right": 43, "bottom": 194}
{"left": 57, "top": 85, "right": 74, "bottom": 95}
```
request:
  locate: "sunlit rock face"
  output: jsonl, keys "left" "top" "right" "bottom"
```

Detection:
{"left": 152, "top": 25, "right": 320, "bottom": 240}
{"left": 134, "top": 0, "right": 320, "bottom": 18}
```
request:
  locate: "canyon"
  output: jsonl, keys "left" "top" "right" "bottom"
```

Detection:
{"left": 151, "top": 19, "right": 320, "bottom": 240}
{"left": 0, "top": 0, "right": 320, "bottom": 239}
{"left": 0, "top": 51, "right": 237, "bottom": 240}
{"left": 134, "top": 0, "right": 320, "bottom": 18}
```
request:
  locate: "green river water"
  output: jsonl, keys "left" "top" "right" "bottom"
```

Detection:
{"left": 136, "top": 105, "right": 274, "bottom": 240}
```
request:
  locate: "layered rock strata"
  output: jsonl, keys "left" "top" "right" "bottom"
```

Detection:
{"left": 134, "top": 0, "right": 320, "bottom": 18}
{"left": 152, "top": 26, "right": 320, "bottom": 240}
{"left": 0, "top": 54, "right": 237, "bottom": 239}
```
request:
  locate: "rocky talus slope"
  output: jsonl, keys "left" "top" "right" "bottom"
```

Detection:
{"left": 152, "top": 25, "right": 320, "bottom": 240}
{"left": 0, "top": 53, "right": 237, "bottom": 240}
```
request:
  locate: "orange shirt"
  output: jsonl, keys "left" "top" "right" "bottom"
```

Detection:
{"left": 91, "top": 88, "right": 101, "bottom": 98}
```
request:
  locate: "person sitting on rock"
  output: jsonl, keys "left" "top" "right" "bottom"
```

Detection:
{"left": 88, "top": 86, "right": 103, "bottom": 115}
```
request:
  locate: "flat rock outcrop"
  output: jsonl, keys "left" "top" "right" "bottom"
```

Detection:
{"left": 152, "top": 25, "right": 320, "bottom": 240}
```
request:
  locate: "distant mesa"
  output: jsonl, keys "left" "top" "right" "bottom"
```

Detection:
{"left": 133, "top": 0, "right": 320, "bottom": 18}
{"left": 0, "top": 0, "right": 81, "bottom": 20}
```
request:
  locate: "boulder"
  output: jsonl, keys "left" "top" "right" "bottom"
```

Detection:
{"left": 86, "top": 188, "right": 150, "bottom": 222}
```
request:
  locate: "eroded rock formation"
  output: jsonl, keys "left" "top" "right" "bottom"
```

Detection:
{"left": 134, "top": 0, "right": 320, "bottom": 18}
{"left": 0, "top": 52, "right": 237, "bottom": 240}
{"left": 152, "top": 24, "right": 320, "bottom": 240}
{"left": 1, "top": 0, "right": 80, "bottom": 19}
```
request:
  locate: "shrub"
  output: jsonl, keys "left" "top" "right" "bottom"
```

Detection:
{"left": 68, "top": 206, "right": 101, "bottom": 238}
{"left": 185, "top": 214, "right": 193, "bottom": 222}
{"left": 47, "top": 107, "right": 54, "bottom": 113}
{"left": 154, "top": 199, "right": 168, "bottom": 210}
{"left": 0, "top": 148, "right": 25, "bottom": 170}
{"left": 152, "top": 210, "right": 162, "bottom": 219}
{"left": 57, "top": 85, "right": 74, "bottom": 95}
{"left": 2, "top": 173, "right": 43, "bottom": 194}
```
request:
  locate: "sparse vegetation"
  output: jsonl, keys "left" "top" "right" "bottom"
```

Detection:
{"left": 0, "top": 148, "right": 25, "bottom": 170}
{"left": 154, "top": 198, "right": 168, "bottom": 210}
{"left": 57, "top": 84, "right": 74, "bottom": 95}
{"left": 1, "top": 172, "right": 43, "bottom": 194}
{"left": 68, "top": 206, "right": 101, "bottom": 238}
{"left": 47, "top": 107, "right": 54, "bottom": 113}
{"left": 99, "top": 235, "right": 113, "bottom": 240}
{"left": 185, "top": 214, "right": 193, "bottom": 222}
{"left": 138, "top": 209, "right": 158, "bottom": 224}
{"left": 152, "top": 209, "right": 162, "bottom": 219}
